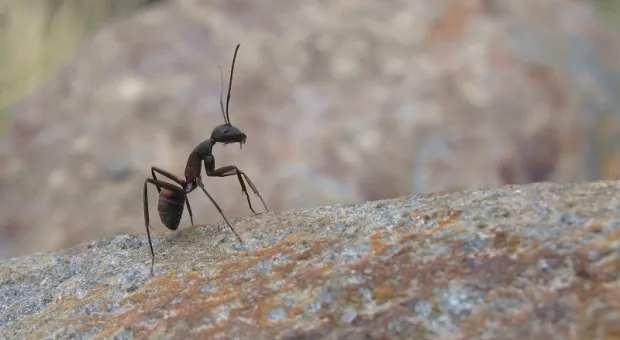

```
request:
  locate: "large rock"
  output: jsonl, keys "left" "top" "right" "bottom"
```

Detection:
{"left": 1, "top": 181, "right": 619, "bottom": 339}
{"left": 2, "top": 0, "right": 620, "bottom": 258}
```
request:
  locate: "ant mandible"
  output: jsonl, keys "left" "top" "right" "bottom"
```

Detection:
{"left": 142, "top": 44, "right": 269, "bottom": 275}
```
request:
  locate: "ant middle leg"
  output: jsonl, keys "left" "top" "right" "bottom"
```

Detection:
{"left": 207, "top": 165, "right": 269, "bottom": 214}
{"left": 151, "top": 166, "right": 186, "bottom": 187}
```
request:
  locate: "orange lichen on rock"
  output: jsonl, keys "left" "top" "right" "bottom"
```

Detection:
{"left": 273, "top": 262, "right": 296, "bottom": 277}
{"left": 183, "top": 271, "right": 201, "bottom": 280}
{"left": 606, "top": 228, "right": 620, "bottom": 241}
{"left": 399, "top": 231, "right": 421, "bottom": 243}
{"left": 580, "top": 238, "right": 614, "bottom": 257}
{"left": 372, "top": 282, "right": 399, "bottom": 304}
{"left": 588, "top": 222, "right": 605, "bottom": 233}
{"left": 369, "top": 238, "right": 390, "bottom": 257}
{"left": 218, "top": 258, "right": 262, "bottom": 277}
{"left": 251, "top": 243, "right": 288, "bottom": 258}
{"left": 283, "top": 231, "right": 315, "bottom": 244}
{"left": 370, "top": 230, "right": 389, "bottom": 239}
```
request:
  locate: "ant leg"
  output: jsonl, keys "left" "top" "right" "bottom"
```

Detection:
{"left": 146, "top": 169, "right": 165, "bottom": 230}
{"left": 143, "top": 179, "right": 156, "bottom": 276}
{"left": 149, "top": 168, "right": 162, "bottom": 194}
{"left": 207, "top": 165, "right": 269, "bottom": 214}
{"left": 195, "top": 179, "right": 243, "bottom": 243}
{"left": 152, "top": 166, "right": 186, "bottom": 187}
{"left": 186, "top": 199, "right": 195, "bottom": 226}
{"left": 143, "top": 178, "right": 188, "bottom": 276}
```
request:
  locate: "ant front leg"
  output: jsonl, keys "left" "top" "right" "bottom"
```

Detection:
{"left": 143, "top": 178, "right": 188, "bottom": 276}
{"left": 150, "top": 166, "right": 194, "bottom": 226}
{"left": 207, "top": 164, "right": 269, "bottom": 214}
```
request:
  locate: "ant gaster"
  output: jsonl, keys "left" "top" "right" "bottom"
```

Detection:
{"left": 143, "top": 44, "right": 269, "bottom": 275}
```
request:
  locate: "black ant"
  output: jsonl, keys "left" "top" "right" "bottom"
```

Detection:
{"left": 142, "top": 44, "right": 269, "bottom": 275}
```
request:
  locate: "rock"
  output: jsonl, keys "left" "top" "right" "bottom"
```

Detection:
{"left": 1, "top": 180, "right": 619, "bottom": 339}
{"left": 3, "top": 0, "right": 620, "bottom": 259}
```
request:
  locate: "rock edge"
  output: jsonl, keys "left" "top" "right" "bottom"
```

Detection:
{"left": 1, "top": 180, "right": 620, "bottom": 339}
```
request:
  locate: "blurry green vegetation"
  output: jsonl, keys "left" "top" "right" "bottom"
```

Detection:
{"left": 0, "top": 0, "right": 159, "bottom": 132}
{"left": 596, "top": 0, "right": 620, "bottom": 30}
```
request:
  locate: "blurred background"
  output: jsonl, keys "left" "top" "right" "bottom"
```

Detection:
{"left": 1, "top": 0, "right": 620, "bottom": 260}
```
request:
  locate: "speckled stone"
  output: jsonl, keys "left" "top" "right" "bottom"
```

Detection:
{"left": 1, "top": 181, "right": 619, "bottom": 339}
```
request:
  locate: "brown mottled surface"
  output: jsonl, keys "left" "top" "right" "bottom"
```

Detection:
{"left": 1, "top": 181, "right": 619, "bottom": 339}
{"left": 2, "top": 0, "right": 620, "bottom": 260}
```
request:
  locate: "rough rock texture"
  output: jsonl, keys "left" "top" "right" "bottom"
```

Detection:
{"left": 1, "top": 181, "right": 620, "bottom": 339}
{"left": 3, "top": 0, "right": 620, "bottom": 258}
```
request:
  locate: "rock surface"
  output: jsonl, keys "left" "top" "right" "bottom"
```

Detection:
{"left": 3, "top": 0, "right": 620, "bottom": 259}
{"left": 1, "top": 180, "right": 619, "bottom": 339}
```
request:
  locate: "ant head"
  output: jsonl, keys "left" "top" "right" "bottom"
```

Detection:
{"left": 214, "top": 44, "right": 248, "bottom": 149}
{"left": 211, "top": 123, "right": 247, "bottom": 146}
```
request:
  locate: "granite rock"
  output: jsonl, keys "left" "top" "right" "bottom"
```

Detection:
{"left": 1, "top": 180, "right": 619, "bottom": 339}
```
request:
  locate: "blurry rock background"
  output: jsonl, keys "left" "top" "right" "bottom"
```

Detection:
{"left": 1, "top": 0, "right": 620, "bottom": 260}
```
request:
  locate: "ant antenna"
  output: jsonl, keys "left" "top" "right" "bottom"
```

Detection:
{"left": 224, "top": 44, "right": 240, "bottom": 125}
{"left": 218, "top": 66, "right": 226, "bottom": 123}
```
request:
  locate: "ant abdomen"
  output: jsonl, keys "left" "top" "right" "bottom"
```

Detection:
{"left": 157, "top": 188, "right": 185, "bottom": 230}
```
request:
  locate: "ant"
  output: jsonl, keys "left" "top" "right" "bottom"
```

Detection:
{"left": 142, "top": 44, "right": 269, "bottom": 275}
